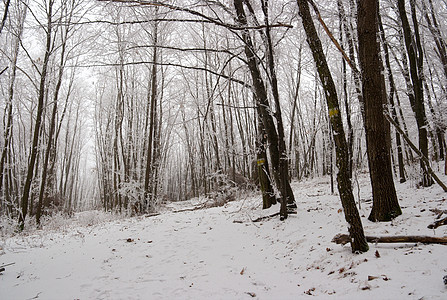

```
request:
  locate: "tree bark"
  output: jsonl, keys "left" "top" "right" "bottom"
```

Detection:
{"left": 357, "top": 0, "right": 401, "bottom": 222}
{"left": 256, "top": 109, "right": 276, "bottom": 209}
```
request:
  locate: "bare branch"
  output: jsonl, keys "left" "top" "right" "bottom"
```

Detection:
{"left": 308, "top": 0, "right": 359, "bottom": 74}
{"left": 74, "top": 60, "right": 252, "bottom": 88}
{"left": 96, "top": 0, "right": 293, "bottom": 30}
{"left": 0, "top": 66, "right": 8, "bottom": 76}
{"left": 125, "top": 44, "right": 248, "bottom": 65}
{"left": 59, "top": 18, "right": 216, "bottom": 26}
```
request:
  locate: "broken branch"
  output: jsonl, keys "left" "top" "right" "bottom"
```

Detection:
{"left": 428, "top": 216, "right": 447, "bottom": 229}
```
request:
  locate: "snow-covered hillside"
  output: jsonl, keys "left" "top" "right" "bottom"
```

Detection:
{"left": 1, "top": 174, "right": 447, "bottom": 299}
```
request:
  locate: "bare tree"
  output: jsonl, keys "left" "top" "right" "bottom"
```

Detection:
{"left": 19, "top": 0, "right": 56, "bottom": 230}
{"left": 397, "top": 0, "right": 432, "bottom": 187}
{"left": 297, "top": 0, "right": 368, "bottom": 252}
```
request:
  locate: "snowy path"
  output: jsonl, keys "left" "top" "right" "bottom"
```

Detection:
{"left": 1, "top": 176, "right": 447, "bottom": 299}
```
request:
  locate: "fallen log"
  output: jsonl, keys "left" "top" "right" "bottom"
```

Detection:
{"left": 428, "top": 216, "right": 447, "bottom": 229}
{"left": 332, "top": 234, "right": 447, "bottom": 245}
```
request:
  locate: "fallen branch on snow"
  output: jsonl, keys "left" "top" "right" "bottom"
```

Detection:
{"left": 172, "top": 203, "right": 207, "bottom": 213}
{"left": 144, "top": 212, "right": 161, "bottom": 218}
{"left": 428, "top": 216, "right": 447, "bottom": 229}
{"left": 0, "top": 262, "right": 15, "bottom": 273}
{"left": 332, "top": 234, "right": 447, "bottom": 245}
{"left": 232, "top": 211, "right": 297, "bottom": 223}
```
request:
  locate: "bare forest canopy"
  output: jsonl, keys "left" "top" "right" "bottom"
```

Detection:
{"left": 0, "top": 0, "right": 446, "bottom": 245}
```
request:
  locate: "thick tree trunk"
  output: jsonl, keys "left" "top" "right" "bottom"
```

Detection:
{"left": 297, "top": 0, "right": 368, "bottom": 253}
{"left": 357, "top": 0, "right": 401, "bottom": 222}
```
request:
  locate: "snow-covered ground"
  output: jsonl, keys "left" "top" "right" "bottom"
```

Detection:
{"left": 1, "top": 173, "right": 447, "bottom": 299}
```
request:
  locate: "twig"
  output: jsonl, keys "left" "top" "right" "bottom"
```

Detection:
{"left": 144, "top": 212, "right": 160, "bottom": 218}
{"left": 0, "top": 66, "right": 8, "bottom": 76}
{"left": 26, "top": 292, "right": 42, "bottom": 300}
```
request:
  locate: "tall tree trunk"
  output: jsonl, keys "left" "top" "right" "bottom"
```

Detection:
{"left": 19, "top": 0, "right": 54, "bottom": 230}
{"left": 36, "top": 1, "right": 75, "bottom": 223}
{"left": 297, "top": 0, "right": 368, "bottom": 252}
{"left": 422, "top": 0, "right": 447, "bottom": 82}
{"left": 337, "top": 0, "right": 354, "bottom": 175}
{"left": 0, "top": 1, "right": 26, "bottom": 203}
{"left": 377, "top": 10, "right": 406, "bottom": 183}
{"left": 233, "top": 0, "right": 295, "bottom": 219}
{"left": 397, "top": 0, "right": 432, "bottom": 187}
{"left": 422, "top": 0, "right": 446, "bottom": 161}
{"left": 357, "top": 0, "right": 401, "bottom": 222}
{"left": 288, "top": 43, "right": 303, "bottom": 180}
{"left": 144, "top": 9, "right": 159, "bottom": 211}
{"left": 261, "top": 0, "right": 296, "bottom": 214}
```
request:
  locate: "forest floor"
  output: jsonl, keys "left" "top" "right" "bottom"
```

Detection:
{"left": 1, "top": 170, "right": 447, "bottom": 299}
